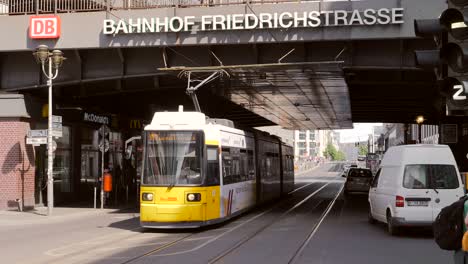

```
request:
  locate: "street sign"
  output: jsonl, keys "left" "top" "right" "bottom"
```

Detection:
{"left": 51, "top": 122, "right": 62, "bottom": 129}
{"left": 50, "top": 130, "right": 62, "bottom": 137}
{"left": 28, "top": 129, "right": 48, "bottom": 138}
{"left": 99, "top": 124, "right": 110, "bottom": 136}
{"left": 52, "top": 115, "right": 62, "bottom": 123}
{"left": 99, "top": 139, "right": 110, "bottom": 152}
{"left": 26, "top": 137, "right": 47, "bottom": 145}
{"left": 47, "top": 140, "right": 57, "bottom": 152}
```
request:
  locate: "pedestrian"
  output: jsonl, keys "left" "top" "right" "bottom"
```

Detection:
{"left": 433, "top": 196, "right": 468, "bottom": 263}
{"left": 454, "top": 206, "right": 468, "bottom": 264}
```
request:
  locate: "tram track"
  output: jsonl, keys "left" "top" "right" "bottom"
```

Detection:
{"left": 115, "top": 180, "right": 332, "bottom": 264}
{"left": 119, "top": 232, "right": 198, "bottom": 264}
{"left": 78, "top": 179, "right": 338, "bottom": 264}
{"left": 205, "top": 181, "right": 341, "bottom": 264}
{"left": 288, "top": 183, "right": 345, "bottom": 264}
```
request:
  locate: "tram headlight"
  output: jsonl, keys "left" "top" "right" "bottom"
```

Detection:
{"left": 187, "top": 193, "right": 201, "bottom": 202}
{"left": 142, "top": 193, "right": 154, "bottom": 201}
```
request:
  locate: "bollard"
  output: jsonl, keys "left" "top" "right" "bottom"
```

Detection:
{"left": 94, "top": 187, "right": 97, "bottom": 209}
{"left": 15, "top": 199, "right": 22, "bottom": 212}
{"left": 126, "top": 185, "right": 129, "bottom": 204}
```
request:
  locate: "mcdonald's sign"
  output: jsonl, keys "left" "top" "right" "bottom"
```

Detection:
{"left": 130, "top": 119, "right": 142, "bottom": 129}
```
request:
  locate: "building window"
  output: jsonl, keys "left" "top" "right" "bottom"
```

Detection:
{"left": 81, "top": 127, "right": 99, "bottom": 186}
{"left": 299, "top": 149, "right": 307, "bottom": 156}
{"left": 299, "top": 132, "right": 306, "bottom": 140}
{"left": 309, "top": 148, "right": 316, "bottom": 156}
{"left": 52, "top": 126, "right": 72, "bottom": 193}
{"left": 309, "top": 132, "right": 315, "bottom": 141}
{"left": 297, "top": 142, "right": 306, "bottom": 148}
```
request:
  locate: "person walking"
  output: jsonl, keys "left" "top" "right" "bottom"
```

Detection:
{"left": 454, "top": 200, "right": 468, "bottom": 264}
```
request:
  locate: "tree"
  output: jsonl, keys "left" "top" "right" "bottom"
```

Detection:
{"left": 323, "top": 143, "right": 346, "bottom": 161}
{"left": 358, "top": 144, "right": 368, "bottom": 156}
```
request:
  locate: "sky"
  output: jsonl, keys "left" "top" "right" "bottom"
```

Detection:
{"left": 337, "top": 123, "right": 382, "bottom": 143}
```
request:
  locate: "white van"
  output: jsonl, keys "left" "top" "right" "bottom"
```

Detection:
{"left": 368, "top": 144, "right": 465, "bottom": 235}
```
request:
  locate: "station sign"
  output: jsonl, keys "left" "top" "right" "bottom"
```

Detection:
{"left": 103, "top": 8, "right": 404, "bottom": 35}
{"left": 29, "top": 15, "right": 61, "bottom": 39}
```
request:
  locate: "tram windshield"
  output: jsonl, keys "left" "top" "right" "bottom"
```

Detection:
{"left": 143, "top": 131, "right": 203, "bottom": 186}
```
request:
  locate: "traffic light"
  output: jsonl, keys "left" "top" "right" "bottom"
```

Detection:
{"left": 414, "top": 0, "right": 468, "bottom": 115}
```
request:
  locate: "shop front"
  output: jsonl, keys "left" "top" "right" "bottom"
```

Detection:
{"left": 32, "top": 109, "right": 128, "bottom": 207}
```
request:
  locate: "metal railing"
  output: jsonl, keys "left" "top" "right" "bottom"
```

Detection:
{"left": 0, "top": 0, "right": 317, "bottom": 15}
{"left": 1, "top": 0, "right": 107, "bottom": 15}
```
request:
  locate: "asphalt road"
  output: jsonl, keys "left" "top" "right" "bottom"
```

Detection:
{"left": 0, "top": 163, "right": 454, "bottom": 264}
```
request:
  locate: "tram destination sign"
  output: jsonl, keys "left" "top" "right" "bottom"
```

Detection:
{"left": 103, "top": 8, "right": 404, "bottom": 35}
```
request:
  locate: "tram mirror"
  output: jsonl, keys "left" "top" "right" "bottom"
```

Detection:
{"left": 125, "top": 145, "right": 133, "bottom": 160}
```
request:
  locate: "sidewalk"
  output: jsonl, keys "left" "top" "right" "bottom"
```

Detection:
{"left": 0, "top": 206, "right": 136, "bottom": 228}
{"left": 295, "top": 163, "right": 321, "bottom": 176}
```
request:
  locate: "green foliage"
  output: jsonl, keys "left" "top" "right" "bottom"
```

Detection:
{"left": 323, "top": 143, "right": 346, "bottom": 161}
{"left": 335, "top": 151, "right": 346, "bottom": 161}
{"left": 358, "top": 144, "right": 368, "bottom": 156}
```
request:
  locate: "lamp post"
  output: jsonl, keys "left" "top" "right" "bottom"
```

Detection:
{"left": 33, "top": 45, "right": 65, "bottom": 216}
{"left": 416, "top": 115, "right": 425, "bottom": 144}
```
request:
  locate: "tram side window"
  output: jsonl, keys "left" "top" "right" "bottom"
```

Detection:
{"left": 222, "top": 148, "right": 233, "bottom": 185}
{"left": 248, "top": 150, "right": 255, "bottom": 180}
{"left": 266, "top": 157, "right": 272, "bottom": 180}
{"left": 222, "top": 147, "right": 254, "bottom": 184}
{"left": 231, "top": 148, "right": 241, "bottom": 183}
{"left": 206, "top": 147, "right": 220, "bottom": 186}
{"left": 240, "top": 149, "right": 249, "bottom": 181}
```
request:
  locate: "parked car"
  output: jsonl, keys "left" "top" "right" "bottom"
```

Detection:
{"left": 343, "top": 168, "right": 373, "bottom": 195}
{"left": 368, "top": 144, "right": 465, "bottom": 235}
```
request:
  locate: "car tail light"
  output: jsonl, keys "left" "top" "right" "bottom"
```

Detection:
{"left": 396, "top": 196, "right": 405, "bottom": 207}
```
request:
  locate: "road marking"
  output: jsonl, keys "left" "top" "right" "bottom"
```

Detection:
{"left": 45, "top": 226, "right": 144, "bottom": 257}
{"left": 148, "top": 182, "right": 331, "bottom": 258}
{"left": 288, "top": 183, "right": 345, "bottom": 264}
{"left": 207, "top": 184, "right": 331, "bottom": 264}
{"left": 288, "top": 182, "right": 314, "bottom": 194}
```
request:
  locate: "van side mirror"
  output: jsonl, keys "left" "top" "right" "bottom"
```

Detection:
{"left": 342, "top": 174, "right": 346, "bottom": 178}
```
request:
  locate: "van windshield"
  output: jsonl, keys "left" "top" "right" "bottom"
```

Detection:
{"left": 403, "top": 165, "right": 459, "bottom": 189}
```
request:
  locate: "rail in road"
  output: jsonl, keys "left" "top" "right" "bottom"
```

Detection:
{"left": 100, "top": 182, "right": 342, "bottom": 264}
{"left": 43, "top": 164, "right": 344, "bottom": 264}
{"left": 9, "top": 162, "right": 450, "bottom": 264}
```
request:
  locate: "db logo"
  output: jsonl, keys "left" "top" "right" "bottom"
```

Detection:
{"left": 29, "top": 16, "right": 61, "bottom": 39}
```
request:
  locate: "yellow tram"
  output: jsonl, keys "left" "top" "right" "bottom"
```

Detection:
{"left": 140, "top": 107, "right": 294, "bottom": 228}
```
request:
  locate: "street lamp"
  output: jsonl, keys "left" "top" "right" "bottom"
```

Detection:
{"left": 416, "top": 115, "right": 425, "bottom": 144}
{"left": 33, "top": 45, "right": 65, "bottom": 216}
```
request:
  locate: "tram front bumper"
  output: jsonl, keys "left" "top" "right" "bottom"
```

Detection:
{"left": 140, "top": 204, "right": 206, "bottom": 223}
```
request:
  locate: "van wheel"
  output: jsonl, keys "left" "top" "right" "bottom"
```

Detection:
{"left": 368, "top": 209, "right": 376, "bottom": 224}
{"left": 386, "top": 211, "right": 399, "bottom": 236}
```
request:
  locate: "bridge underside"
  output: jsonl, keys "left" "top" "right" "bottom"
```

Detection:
{"left": 0, "top": 39, "right": 442, "bottom": 129}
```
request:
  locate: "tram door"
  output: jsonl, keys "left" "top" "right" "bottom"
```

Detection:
{"left": 124, "top": 137, "right": 142, "bottom": 206}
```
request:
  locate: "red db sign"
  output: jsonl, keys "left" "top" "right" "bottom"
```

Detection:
{"left": 29, "top": 16, "right": 61, "bottom": 39}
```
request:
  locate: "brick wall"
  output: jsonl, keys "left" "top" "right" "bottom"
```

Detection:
{"left": 0, "top": 118, "right": 35, "bottom": 210}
